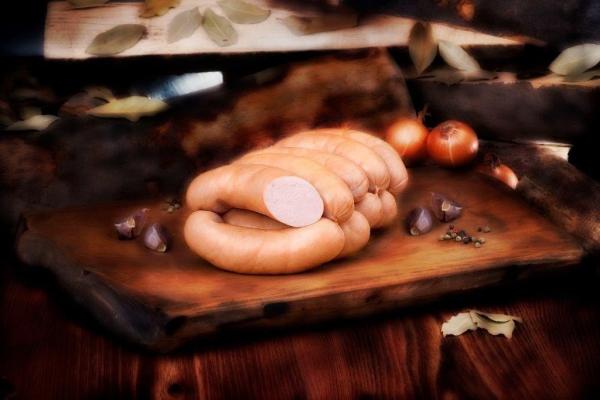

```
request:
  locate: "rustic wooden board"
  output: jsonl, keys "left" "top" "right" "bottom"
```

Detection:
{"left": 405, "top": 70, "right": 600, "bottom": 143}
{"left": 16, "top": 167, "right": 583, "bottom": 351}
{"left": 44, "top": 0, "right": 525, "bottom": 59}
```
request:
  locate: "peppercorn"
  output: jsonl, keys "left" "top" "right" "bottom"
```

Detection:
{"left": 455, "top": 236, "right": 462, "bottom": 242}
{"left": 483, "top": 226, "right": 491, "bottom": 233}
{"left": 443, "top": 234, "right": 452, "bottom": 240}
{"left": 463, "top": 236, "right": 471, "bottom": 244}
{"left": 475, "top": 242, "right": 482, "bottom": 248}
{"left": 451, "top": 232, "right": 457, "bottom": 239}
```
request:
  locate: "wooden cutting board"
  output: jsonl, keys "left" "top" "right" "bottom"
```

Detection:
{"left": 16, "top": 167, "right": 583, "bottom": 351}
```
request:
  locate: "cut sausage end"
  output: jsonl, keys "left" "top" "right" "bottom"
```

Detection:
{"left": 263, "top": 176, "right": 324, "bottom": 227}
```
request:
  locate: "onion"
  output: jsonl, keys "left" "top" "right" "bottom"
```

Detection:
{"left": 385, "top": 117, "right": 429, "bottom": 166}
{"left": 476, "top": 153, "right": 519, "bottom": 189}
{"left": 427, "top": 120, "right": 478, "bottom": 168}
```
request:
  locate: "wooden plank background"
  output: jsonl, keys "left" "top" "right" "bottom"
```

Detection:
{"left": 44, "top": 0, "right": 525, "bottom": 59}
{"left": 1, "top": 258, "right": 599, "bottom": 399}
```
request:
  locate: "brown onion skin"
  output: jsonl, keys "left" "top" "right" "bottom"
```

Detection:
{"left": 385, "top": 117, "right": 429, "bottom": 166}
{"left": 477, "top": 162, "right": 519, "bottom": 189}
{"left": 427, "top": 120, "right": 478, "bottom": 168}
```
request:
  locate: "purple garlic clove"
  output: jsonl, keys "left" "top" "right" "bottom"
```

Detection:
{"left": 114, "top": 208, "right": 149, "bottom": 239}
{"left": 143, "top": 223, "right": 169, "bottom": 253}
{"left": 431, "top": 193, "right": 463, "bottom": 222}
{"left": 406, "top": 207, "right": 433, "bottom": 236}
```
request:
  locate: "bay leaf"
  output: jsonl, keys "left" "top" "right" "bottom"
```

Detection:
{"left": 469, "top": 310, "right": 521, "bottom": 339}
{"left": 87, "top": 96, "right": 168, "bottom": 122}
{"left": 441, "top": 312, "right": 477, "bottom": 337}
{"left": 281, "top": 12, "right": 358, "bottom": 36}
{"left": 168, "top": 7, "right": 202, "bottom": 43}
{"left": 68, "top": 0, "right": 109, "bottom": 9}
{"left": 471, "top": 310, "right": 522, "bottom": 324}
{"left": 549, "top": 43, "right": 600, "bottom": 76}
{"left": 86, "top": 24, "right": 146, "bottom": 56}
{"left": 84, "top": 86, "right": 116, "bottom": 102}
{"left": 140, "top": 0, "right": 181, "bottom": 18}
{"left": 202, "top": 8, "right": 238, "bottom": 47}
{"left": 438, "top": 40, "right": 480, "bottom": 72}
{"left": 217, "top": 0, "right": 270, "bottom": 24}
{"left": 564, "top": 68, "right": 600, "bottom": 82}
{"left": 6, "top": 115, "right": 59, "bottom": 131}
{"left": 60, "top": 92, "right": 107, "bottom": 117}
{"left": 408, "top": 21, "right": 437, "bottom": 75}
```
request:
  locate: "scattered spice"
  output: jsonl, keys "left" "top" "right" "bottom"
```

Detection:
{"left": 440, "top": 224, "right": 489, "bottom": 248}
{"left": 162, "top": 197, "right": 181, "bottom": 213}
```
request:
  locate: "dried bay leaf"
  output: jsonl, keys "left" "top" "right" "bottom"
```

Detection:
{"left": 202, "top": 8, "right": 238, "bottom": 47}
{"left": 564, "top": 68, "right": 600, "bottom": 82}
{"left": 6, "top": 115, "right": 59, "bottom": 131}
{"left": 217, "top": 0, "right": 270, "bottom": 24}
{"left": 438, "top": 40, "right": 480, "bottom": 72}
{"left": 549, "top": 43, "right": 600, "bottom": 76}
{"left": 441, "top": 310, "right": 522, "bottom": 339}
{"left": 281, "top": 12, "right": 358, "bottom": 36}
{"left": 140, "top": 0, "right": 181, "bottom": 18}
{"left": 408, "top": 21, "right": 437, "bottom": 75}
{"left": 87, "top": 96, "right": 168, "bottom": 122}
{"left": 441, "top": 312, "right": 477, "bottom": 337}
{"left": 68, "top": 0, "right": 109, "bottom": 9}
{"left": 86, "top": 24, "right": 146, "bottom": 56}
{"left": 85, "top": 86, "right": 116, "bottom": 102}
{"left": 60, "top": 92, "right": 107, "bottom": 117}
{"left": 168, "top": 7, "right": 202, "bottom": 43}
{"left": 469, "top": 310, "right": 522, "bottom": 339}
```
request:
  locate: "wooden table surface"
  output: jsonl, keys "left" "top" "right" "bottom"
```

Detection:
{"left": 1, "top": 254, "right": 599, "bottom": 400}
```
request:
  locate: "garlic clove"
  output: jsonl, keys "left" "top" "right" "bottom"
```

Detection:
{"left": 431, "top": 192, "right": 463, "bottom": 222}
{"left": 406, "top": 207, "right": 433, "bottom": 235}
{"left": 143, "top": 223, "right": 169, "bottom": 253}
{"left": 114, "top": 208, "right": 149, "bottom": 239}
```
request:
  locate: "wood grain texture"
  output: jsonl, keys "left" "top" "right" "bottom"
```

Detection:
{"left": 480, "top": 141, "right": 600, "bottom": 253}
{"left": 1, "top": 260, "right": 599, "bottom": 399}
{"left": 44, "top": 0, "right": 525, "bottom": 59}
{"left": 406, "top": 72, "right": 600, "bottom": 143}
{"left": 15, "top": 167, "right": 583, "bottom": 351}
